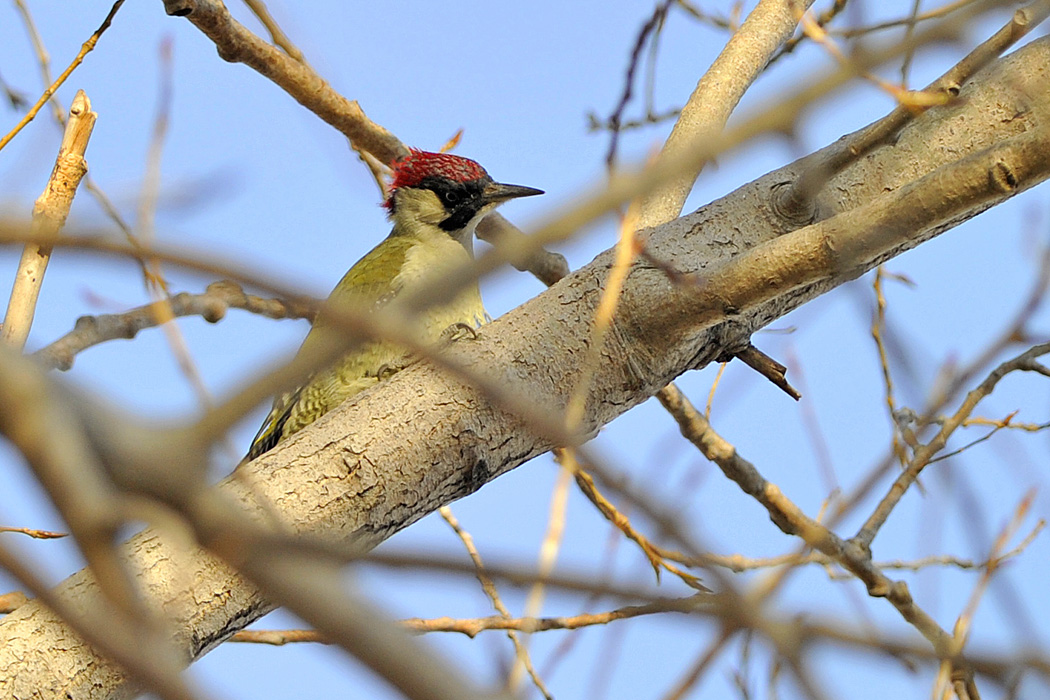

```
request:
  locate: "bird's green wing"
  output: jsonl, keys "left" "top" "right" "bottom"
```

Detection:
{"left": 244, "top": 235, "right": 414, "bottom": 461}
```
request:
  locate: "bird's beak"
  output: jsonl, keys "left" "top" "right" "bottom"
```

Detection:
{"left": 482, "top": 182, "right": 544, "bottom": 205}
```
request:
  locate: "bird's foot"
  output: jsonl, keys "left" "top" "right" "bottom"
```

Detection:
{"left": 440, "top": 322, "right": 478, "bottom": 344}
{"left": 374, "top": 360, "right": 414, "bottom": 380}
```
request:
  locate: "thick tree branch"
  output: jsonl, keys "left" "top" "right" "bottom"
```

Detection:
{"left": 781, "top": 0, "right": 1050, "bottom": 218}
{"left": 637, "top": 0, "right": 816, "bottom": 228}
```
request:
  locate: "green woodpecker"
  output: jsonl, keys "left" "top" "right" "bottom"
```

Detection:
{"left": 245, "top": 149, "right": 543, "bottom": 461}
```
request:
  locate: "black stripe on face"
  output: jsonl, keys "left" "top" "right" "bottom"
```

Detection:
{"left": 412, "top": 176, "right": 489, "bottom": 232}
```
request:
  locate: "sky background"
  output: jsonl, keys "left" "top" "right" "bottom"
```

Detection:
{"left": 1, "top": 1, "right": 1049, "bottom": 699}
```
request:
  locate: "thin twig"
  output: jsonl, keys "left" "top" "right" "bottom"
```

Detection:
{"left": 230, "top": 628, "right": 324, "bottom": 644}
{"left": 34, "top": 281, "right": 315, "bottom": 371}
{"left": 0, "top": 526, "right": 67, "bottom": 539}
{"left": 705, "top": 362, "right": 726, "bottom": 418}
{"left": 230, "top": 594, "right": 707, "bottom": 643}
{"left": 241, "top": 0, "right": 309, "bottom": 63}
{"left": 12, "top": 0, "right": 64, "bottom": 123}
{"left": 570, "top": 455, "right": 708, "bottom": 590}
{"left": 830, "top": 243, "right": 1050, "bottom": 533}
{"left": 855, "top": 343, "right": 1050, "bottom": 547}
{"left": 736, "top": 344, "right": 801, "bottom": 400}
{"left": 509, "top": 462, "right": 571, "bottom": 690}
{"left": 835, "top": 0, "right": 977, "bottom": 38}
{"left": 655, "top": 383, "right": 968, "bottom": 670}
{"left": 871, "top": 267, "right": 909, "bottom": 466}
{"left": 935, "top": 492, "right": 1037, "bottom": 699}
{"left": 0, "top": 69, "right": 28, "bottom": 109}
{"left": 0, "top": 1, "right": 123, "bottom": 153}
{"left": 770, "top": 0, "right": 850, "bottom": 63}
{"left": 663, "top": 627, "right": 737, "bottom": 700}
{"left": 13, "top": 0, "right": 156, "bottom": 287}
{"left": 603, "top": 0, "right": 675, "bottom": 169}
{"left": 135, "top": 36, "right": 217, "bottom": 410}
{"left": 439, "top": 507, "right": 552, "bottom": 700}
{"left": 404, "top": 595, "right": 705, "bottom": 637}
{"left": 900, "top": 0, "right": 926, "bottom": 85}
{"left": 564, "top": 206, "right": 642, "bottom": 431}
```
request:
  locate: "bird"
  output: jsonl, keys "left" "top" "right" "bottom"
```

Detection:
{"left": 244, "top": 149, "right": 543, "bottom": 462}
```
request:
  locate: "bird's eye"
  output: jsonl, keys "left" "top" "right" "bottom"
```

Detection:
{"left": 443, "top": 189, "right": 462, "bottom": 205}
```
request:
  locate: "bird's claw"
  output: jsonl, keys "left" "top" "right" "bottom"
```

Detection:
{"left": 440, "top": 322, "right": 478, "bottom": 344}
{"left": 374, "top": 360, "right": 414, "bottom": 380}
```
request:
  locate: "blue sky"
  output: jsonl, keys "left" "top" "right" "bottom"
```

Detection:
{"left": 1, "top": 2, "right": 1049, "bottom": 699}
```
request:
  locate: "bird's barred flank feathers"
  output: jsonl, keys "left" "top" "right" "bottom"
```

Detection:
{"left": 386, "top": 149, "right": 489, "bottom": 207}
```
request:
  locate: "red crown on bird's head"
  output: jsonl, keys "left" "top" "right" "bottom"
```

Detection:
{"left": 385, "top": 149, "right": 489, "bottom": 208}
